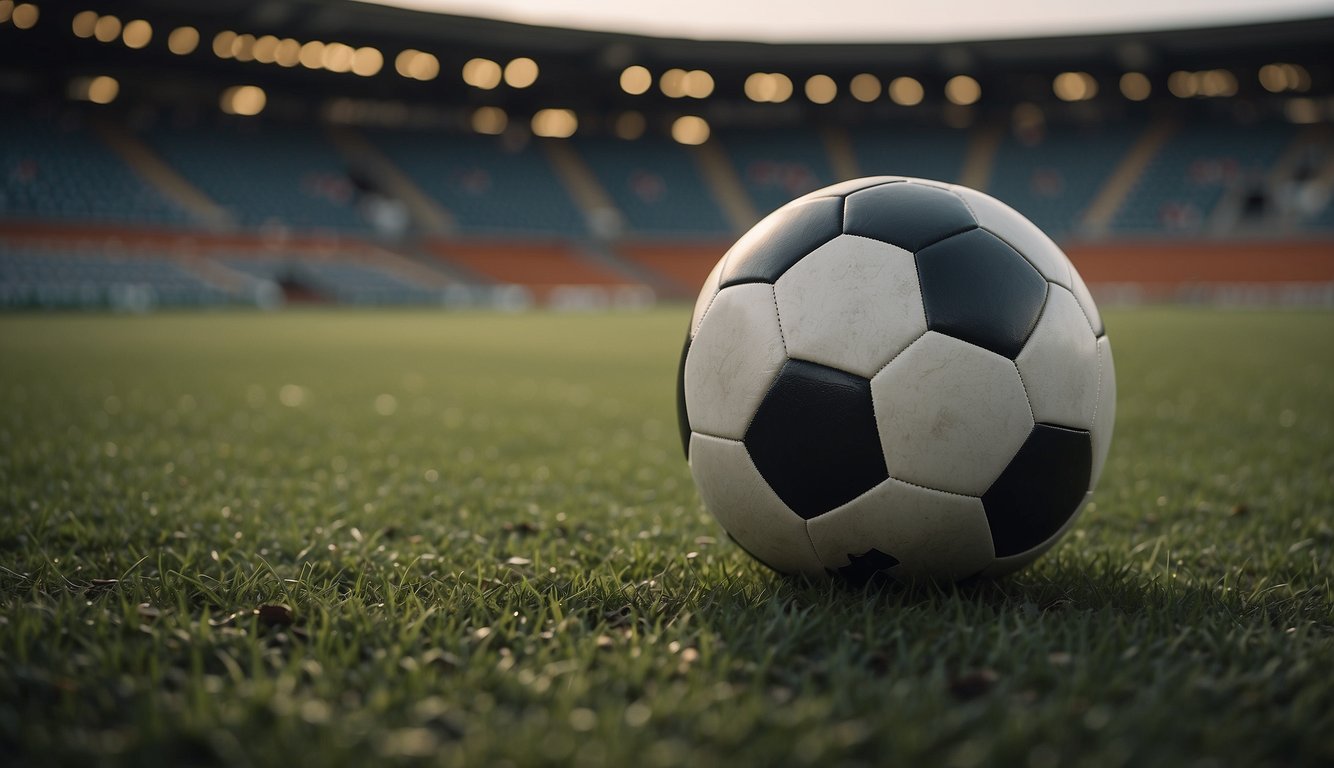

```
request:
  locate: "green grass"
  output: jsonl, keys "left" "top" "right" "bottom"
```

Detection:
{"left": 1, "top": 308, "right": 1331, "bottom": 767}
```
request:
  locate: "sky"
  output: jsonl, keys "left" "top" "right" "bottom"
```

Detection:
{"left": 354, "top": 0, "right": 1334, "bottom": 42}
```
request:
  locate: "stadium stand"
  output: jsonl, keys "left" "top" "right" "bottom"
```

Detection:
{"left": 987, "top": 118, "right": 1145, "bottom": 238}
{"left": 1113, "top": 119, "right": 1300, "bottom": 234}
{"left": 0, "top": 112, "right": 190, "bottom": 227}
{"left": 0, "top": 241, "right": 239, "bottom": 309}
{"left": 848, "top": 124, "right": 970, "bottom": 187}
{"left": 573, "top": 136, "right": 732, "bottom": 237}
{"left": 719, "top": 127, "right": 840, "bottom": 215}
{"left": 364, "top": 130, "right": 587, "bottom": 236}
{"left": 0, "top": 4, "right": 1330, "bottom": 308}
{"left": 142, "top": 121, "right": 370, "bottom": 233}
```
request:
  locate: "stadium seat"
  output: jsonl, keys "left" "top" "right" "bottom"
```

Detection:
{"left": 0, "top": 112, "right": 192, "bottom": 227}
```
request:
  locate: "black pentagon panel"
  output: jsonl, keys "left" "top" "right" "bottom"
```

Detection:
{"left": 719, "top": 196, "right": 844, "bottom": 287}
{"left": 843, "top": 181, "right": 978, "bottom": 252}
{"left": 916, "top": 228, "right": 1049, "bottom": 359}
{"left": 676, "top": 333, "right": 691, "bottom": 459}
{"left": 835, "top": 548, "right": 901, "bottom": 585}
{"left": 982, "top": 424, "right": 1092, "bottom": 558}
{"left": 744, "top": 359, "right": 888, "bottom": 520}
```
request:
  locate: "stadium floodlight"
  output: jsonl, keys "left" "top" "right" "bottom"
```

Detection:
{"left": 531, "top": 108, "right": 577, "bottom": 138}
{"left": 1053, "top": 72, "right": 1097, "bottom": 102}
{"left": 68, "top": 75, "right": 118, "bottom": 104}
{"left": 805, "top": 74, "right": 836, "bottom": 104}
{"left": 462, "top": 58, "right": 502, "bottom": 89}
{"left": 167, "top": 26, "right": 199, "bottom": 56}
{"left": 71, "top": 9, "right": 97, "bottom": 38}
{"left": 221, "top": 85, "right": 267, "bottom": 116}
{"left": 850, "top": 73, "right": 881, "bottom": 103}
{"left": 683, "top": 70, "right": 714, "bottom": 99}
{"left": 1119, "top": 72, "right": 1151, "bottom": 101}
{"left": 620, "top": 65, "right": 651, "bottom": 95}
{"left": 945, "top": 75, "right": 981, "bottom": 105}
{"left": 660, "top": 68, "right": 687, "bottom": 98}
{"left": 122, "top": 19, "right": 152, "bottom": 49}
{"left": 94, "top": 14, "right": 121, "bottom": 43}
{"left": 888, "top": 76, "right": 924, "bottom": 106}
{"left": 504, "top": 57, "right": 539, "bottom": 88}
{"left": 214, "top": 30, "right": 237, "bottom": 59}
{"left": 9, "top": 1, "right": 35, "bottom": 29}
{"left": 671, "top": 115, "right": 709, "bottom": 145}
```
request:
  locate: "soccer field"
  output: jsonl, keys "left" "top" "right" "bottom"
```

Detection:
{"left": 1, "top": 308, "right": 1331, "bottom": 767}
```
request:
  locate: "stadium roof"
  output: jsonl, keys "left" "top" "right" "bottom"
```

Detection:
{"left": 353, "top": 0, "right": 1334, "bottom": 43}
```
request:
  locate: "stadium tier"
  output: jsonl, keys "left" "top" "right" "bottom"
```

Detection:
{"left": 0, "top": 112, "right": 191, "bottom": 227}
{"left": 0, "top": 4, "right": 1331, "bottom": 308}
{"left": 848, "top": 124, "right": 971, "bottom": 189}
{"left": 573, "top": 136, "right": 732, "bottom": 237}
{"left": 364, "top": 129, "right": 587, "bottom": 236}
{"left": 143, "top": 121, "right": 373, "bottom": 233}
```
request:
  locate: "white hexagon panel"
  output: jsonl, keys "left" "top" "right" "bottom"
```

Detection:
{"left": 1091, "top": 336, "right": 1117, "bottom": 489}
{"left": 773, "top": 234, "right": 926, "bottom": 378}
{"left": 871, "top": 331, "right": 1034, "bottom": 496}
{"left": 683, "top": 282, "right": 787, "bottom": 440}
{"left": 688, "top": 433, "right": 825, "bottom": 576}
{"left": 807, "top": 477, "right": 995, "bottom": 582}
{"left": 1016, "top": 285, "right": 1101, "bottom": 429}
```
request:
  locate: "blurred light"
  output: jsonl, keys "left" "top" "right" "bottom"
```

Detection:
{"left": 671, "top": 115, "right": 710, "bottom": 145}
{"left": 850, "top": 73, "right": 881, "bottom": 103}
{"left": 231, "top": 33, "right": 256, "bottom": 63}
{"left": 300, "top": 41, "right": 326, "bottom": 69}
{"left": 1053, "top": 71, "right": 1097, "bottom": 102}
{"left": 1260, "top": 63, "right": 1311, "bottom": 93}
{"left": 72, "top": 9, "right": 97, "bottom": 38}
{"left": 805, "top": 74, "right": 836, "bottom": 104}
{"left": 0, "top": 2, "right": 13, "bottom": 25}
{"left": 94, "top": 14, "right": 121, "bottom": 43}
{"left": 69, "top": 75, "right": 119, "bottom": 104}
{"left": 620, "top": 65, "right": 651, "bottom": 95}
{"left": 252, "top": 35, "right": 280, "bottom": 64}
{"left": 274, "top": 38, "right": 301, "bottom": 67}
{"left": 614, "top": 111, "right": 645, "bottom": 140}
{"left": 213, "top": 31, "right": 237, "bottom": 59}
{"left": 531, "top": 108, "right": 577, "bottom": 138}
{"left": 351, "top": 47, "right": 383, "bottom": 77}
{"left": 462, "top": 57, "right": 501, "bottom": 89}
{"left": 660, "top": 68, "right": 687, "bottom": 98}
{"left": 1259, "top": 64, "right": 1286, "bottom": 93}
{"left": 683, "top": 70, "right": 714, "bottom": 99}
{"left": 1119, "top": 72, "right": 1151, "bottom": 101}
{"left": 167, "top": 26, "right": 199, "bottom": 55}
{"left": 221, "top": 85, "right": 266, "bottom": 116}
{"left": 1167, "top": 71, "right": 1195, "bottom": 98}
{"left": 122, "top": 19, "right": 151, "bottom": 49}
{"left": 945, "top": 75, "right": 981, "bottom": 105}
{"left": 10, "top": 2, "right": 35, "bottom": 29}
{"left": 504, "top": 57, "right": 538, "bottom": 88}
{"left": 395, "top": 49, "right": 439, "bottom": 81}
{"left": 1284, "top": 97, "right": 1319, "bottom": 124}
{"left": 888, "top": 76, "right": 924, "bottom": 106}
{"left": 322, "top": 42, "right": 355, "bottom": 73}
{"left": 471, "top": 106, "right": 508, "bottom": 135}
{"left": 1198, "top": 69, "right": 1237, "bottom": 98}
{"left": 744, "top": 72, "right": 770, "bottom": 101}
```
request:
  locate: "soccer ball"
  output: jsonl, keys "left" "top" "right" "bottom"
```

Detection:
{"left": 676, "top": 177, "right": 1114, "bottom": 582}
